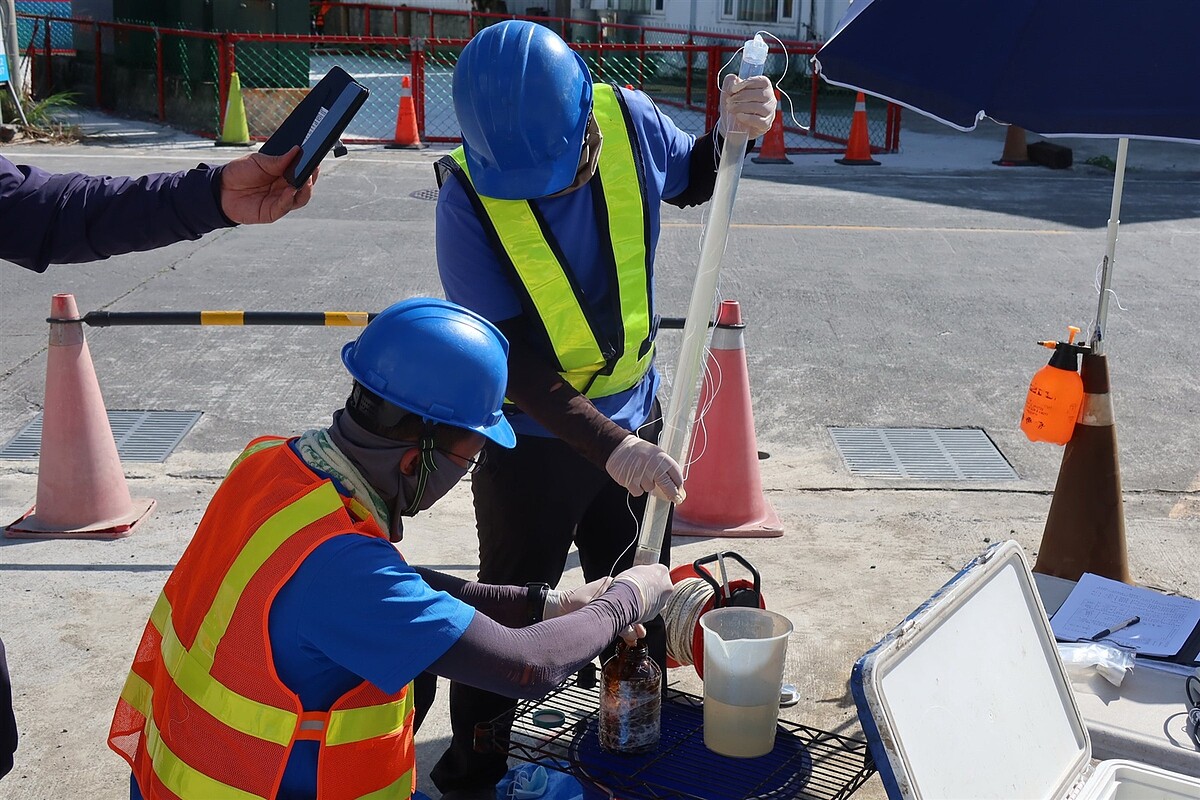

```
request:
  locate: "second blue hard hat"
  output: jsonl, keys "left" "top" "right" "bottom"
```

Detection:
{"left": 342, "top": 297, "right": 516, "bottom": 447}
{"left": 453, "top": 20, "right": 593, "bottom": 200}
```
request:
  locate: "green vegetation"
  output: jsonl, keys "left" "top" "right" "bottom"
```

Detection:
{"left": 1084, "top": 154, "right": 1117, "bottom": 172}
{"left": 1, "top": 90, "right": 82, "bottom": 141}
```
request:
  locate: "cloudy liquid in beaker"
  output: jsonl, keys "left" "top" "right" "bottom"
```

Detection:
{"left": 703, "top": 697, "right": 779, "bottom": 758}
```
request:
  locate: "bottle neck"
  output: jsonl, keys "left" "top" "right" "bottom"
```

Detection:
{"left": 1048, "top": 343, "right": 1079, "bottom": 371}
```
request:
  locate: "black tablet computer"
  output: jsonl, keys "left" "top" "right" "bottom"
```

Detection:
{"left": 261, "top": 66, "right": 369, "bottom": 188}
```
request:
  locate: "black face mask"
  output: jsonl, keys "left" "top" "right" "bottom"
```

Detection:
{"left": 397, "top": 435, "right": 470, "bottom": 517}
{"left": 327, "top": 410, "right": 469, "bottom": 541}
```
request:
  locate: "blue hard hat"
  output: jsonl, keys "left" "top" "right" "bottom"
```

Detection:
{"left": 341, "top": 298, "right": 516, "bottom": 447}
{"left": 454, "top": 20, "right": 593, "bottom": 200}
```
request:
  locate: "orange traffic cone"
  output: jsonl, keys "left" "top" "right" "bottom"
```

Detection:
{"left": 672, "top": 300, "right": 783, "bottom": 538}
{"left": 835, "top": 92, "right": 880, "bottom": 166}
{"left": 994, "top": 124, "right": 1036, "bottom": 167}
{"left": 386, "top": 74, "right": 427, "bottom": 150}
{"left": 751, "top": 90, "right": 792, "bottom": 165}
{"left": 1033, "top": 352, "right": 1131, "bottom": 582}
{"left": 5, "top": 295, "right": 155, "bottom": 539}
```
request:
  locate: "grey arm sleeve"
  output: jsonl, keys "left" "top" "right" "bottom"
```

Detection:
{"left": 427, "top": 582, "right": 641, "bottom": 699}
{"left": 413, "top": 566, "right": 529, "bottom": 628}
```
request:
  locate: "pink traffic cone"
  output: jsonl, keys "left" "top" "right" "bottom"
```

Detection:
{"left": 672, "top": 300, "right": 783, "bottom": 538}
{"left": 5, "top": 294, "right": 154, "bottom": 539}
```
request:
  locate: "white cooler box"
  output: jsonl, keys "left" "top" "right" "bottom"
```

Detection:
{"left": 850, "top": 540, "right": 1200, "bottom": 799}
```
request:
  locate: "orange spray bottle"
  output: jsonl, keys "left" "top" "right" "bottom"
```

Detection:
{"left": 1021, "top": 326, "right": 1089, "bottom": 445}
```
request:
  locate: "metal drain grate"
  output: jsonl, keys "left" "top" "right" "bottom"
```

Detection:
{"left": 0, "top": 410, "right": 202, "bottom": 462}
{"left": 829, "top": 427, "right": 1017, "bottom": 480}
{"left": 409, "top": 188, "right": 439, "bottom": 201}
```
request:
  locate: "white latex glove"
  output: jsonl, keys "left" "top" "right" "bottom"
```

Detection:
{"left": 613, "top": 563, "right": 674, "bottom": 624}
{"left": 718, "top": 74, "right": 777, "bottom": 139}
{"left": 543, "top": 576, "right": 613, "bottom": 620}
{"left": 604, "top": 435, "right": 686, "bottom": 503}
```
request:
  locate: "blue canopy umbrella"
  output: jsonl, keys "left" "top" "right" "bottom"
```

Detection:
{"left": 814, "top": 0, "right": 1200, "bottom": 351}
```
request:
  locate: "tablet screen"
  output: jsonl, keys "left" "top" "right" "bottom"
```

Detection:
{"left": 290, "top": 82, "right": 366, "bottom": 185}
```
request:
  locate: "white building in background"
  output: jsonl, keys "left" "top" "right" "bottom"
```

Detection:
{"left": 364, "top": 0, "right": 849, "bottom": 42}
{"left": 611, "top": 0, "right": 849, "bottom": 42}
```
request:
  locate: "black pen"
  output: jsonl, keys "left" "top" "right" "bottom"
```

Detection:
{"left": 1089, "top": 615, "right": 1141, "bottom": 641}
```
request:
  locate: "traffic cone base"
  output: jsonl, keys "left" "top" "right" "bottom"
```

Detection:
{"left": 751, "top": 89, "right": 792, "bottom": 165}
{"left": 216, "top": 71, "right": 251, "bottom": 147}
{"left": 386, "top": 74, "right": 427, "bottom": 150}
{"left": 1033, "top": 353, "right": 1130, "bottom": 583}
{"left": 836, "top": 92, "right": 880, "bottom": 166}
{"left": 671, "top": 500, "right": 783, "bottom": 538}
{"left": 5, "top": 499, "right": 155, "bottom": 540}
{"left": 672, "top": 300, "right": 784, "bottom": 539}
{"left": 3, "top": 294, "right": 155, "bottom": 540}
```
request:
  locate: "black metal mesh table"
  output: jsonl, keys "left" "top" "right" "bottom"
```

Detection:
{"left": 480, "top": 680, "right": 876, "bottom": 800}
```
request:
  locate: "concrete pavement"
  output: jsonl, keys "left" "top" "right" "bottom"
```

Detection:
{"left": 2, "top": 110, "right": 1199, "bottom": 799}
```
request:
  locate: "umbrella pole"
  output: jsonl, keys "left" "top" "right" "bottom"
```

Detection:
{"left": 1089, "top": 137, "right": 1130, "bottom": 354}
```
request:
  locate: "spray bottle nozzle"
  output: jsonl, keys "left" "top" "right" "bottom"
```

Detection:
{"left": 1038, "top": 325, "right": 1090, "bottom": 371}
{"left": 1037, "top": 325, "right": 1091, "bottom": 356}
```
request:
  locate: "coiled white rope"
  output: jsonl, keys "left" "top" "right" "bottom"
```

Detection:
{"left": 662, "top": 577, "right": 717, "bottom": 666}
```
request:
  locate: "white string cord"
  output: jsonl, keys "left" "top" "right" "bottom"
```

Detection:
{"left": 754, "top": 29, "right": 809, "bottom": 133}
{"left": 606, "top": 413, "right": 671, "bottom": 579}
{"left": 1087, "top": 257, "right": 1129, "bottom": 343}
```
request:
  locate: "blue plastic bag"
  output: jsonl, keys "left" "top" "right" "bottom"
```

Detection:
{"left": 496, "top": 760, "right": 584, "bottom": 800}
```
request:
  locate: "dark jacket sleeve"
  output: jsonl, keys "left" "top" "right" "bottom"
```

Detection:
{"left": 0, "top": 155, "right": 235, "bottom": 273}
{"left": 664, "top": 129, "right": 755, "bottom": 210}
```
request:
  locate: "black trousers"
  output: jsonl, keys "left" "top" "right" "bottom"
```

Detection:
{"left": 428, "top": 409, "right": 673, "bottom": 793}
{"left": 1, "top": 636, "right": 15, "bottom": 780}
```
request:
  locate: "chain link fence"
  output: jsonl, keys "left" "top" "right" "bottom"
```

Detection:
{"left": 15, "top": 1, "right": 72, "bottom": 53}
{"left": 16, "top": 10, "right": 898, "bottom": 153}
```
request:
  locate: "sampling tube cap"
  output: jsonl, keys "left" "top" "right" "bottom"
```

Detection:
{"left": 743, "top": 34, "right": 769, "bottom": 66}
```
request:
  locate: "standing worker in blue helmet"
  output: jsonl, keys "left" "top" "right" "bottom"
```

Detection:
{"left": 107, "top": 297, "right": 673, "bottom": 800}
{"left": 432, "top": 20, "right": 777, "bottom": 797}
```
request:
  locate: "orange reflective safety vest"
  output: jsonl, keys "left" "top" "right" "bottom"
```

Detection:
{"left": 109, "top": 437, "right": 416, "bottom": 800}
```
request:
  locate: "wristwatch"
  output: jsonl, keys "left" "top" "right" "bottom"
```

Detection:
{"left": 525, "top": 582, "right": 550, "bottom": 624}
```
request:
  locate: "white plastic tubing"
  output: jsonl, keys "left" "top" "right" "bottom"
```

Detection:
{"left": 633, "top": 35, "right": 769, "bottom": 566}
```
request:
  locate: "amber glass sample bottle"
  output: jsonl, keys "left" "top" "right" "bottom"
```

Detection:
{"left": 1021, "top": 326, "right": 1086, "bottom": 445}
{"left": 599, "top": 638, "right": 661, "bottom": 754}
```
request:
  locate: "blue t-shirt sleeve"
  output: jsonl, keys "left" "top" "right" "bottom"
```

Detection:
{"left": 293, "top": 536, "right": 475, "bottom": 695}
{"left": 619, "top": 87, "right": 696, "bottom": 202}
{"left": 436, "top": 177, "right": 523, "bottom": 322}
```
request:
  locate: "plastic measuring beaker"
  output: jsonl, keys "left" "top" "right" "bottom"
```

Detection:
{"left": 700, "top": 607, "right": 794, "bottom": 758}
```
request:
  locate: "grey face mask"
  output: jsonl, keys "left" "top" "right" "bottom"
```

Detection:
{"left": 398, "top": 438, "right": 470, "bottom": 518}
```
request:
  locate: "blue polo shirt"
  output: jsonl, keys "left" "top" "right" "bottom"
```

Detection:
{"left": 130, "top": 534, "right": 474, "bottom": 800}
{"left": 436, "top": 87, "right": 695, "bottom": 437}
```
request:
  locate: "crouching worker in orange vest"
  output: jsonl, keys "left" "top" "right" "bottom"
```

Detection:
{"left": 108, "top": 297, "right": 674, "bottom": 800}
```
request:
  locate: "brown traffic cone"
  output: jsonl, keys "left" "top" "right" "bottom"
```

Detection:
{"left": 386, "top": 74, "right": 427, "bottom": 150}
{"left": 1033, "top": 352, "right": 1131, "bottom": 582}
{"left": 5, "top": 295, "right": 155, "bottom": 539}
{"left": 752, "top": 90, "right": 792, "bottom": 165}
{"left": 835, "top": 92, "right": 880, "bottom": 166}
{"left": 672, "top": 300, "right": 783, "bottom": 538}
{"left": 994, "top": 124, "right": 1036, "bottom": 166}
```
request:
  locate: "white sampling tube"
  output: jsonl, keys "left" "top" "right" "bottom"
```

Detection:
{"left": 633, "top": 35, "right": 769, "bottom": 566}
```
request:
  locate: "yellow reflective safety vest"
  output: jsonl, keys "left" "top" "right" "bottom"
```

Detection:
{"left": 436, "top": 83, "right": 654, "bottom": 399}
{"left": 109, "top": 437, "right": 416, "bottom": 800}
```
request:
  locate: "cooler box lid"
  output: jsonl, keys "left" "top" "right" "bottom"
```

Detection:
{"left": 851, "top": 540, "right": 1090, "bottom": 799}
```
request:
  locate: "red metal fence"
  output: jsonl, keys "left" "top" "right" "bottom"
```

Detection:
{"left": 16, "top": 12, "right": 900, "bottom": 154}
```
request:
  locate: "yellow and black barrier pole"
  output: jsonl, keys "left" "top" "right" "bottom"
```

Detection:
{"left": 78, "top": 311, "right": 376, "bottom": 327}
{"left": 72, "top": 311, "right": 693, "bottom": 330}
